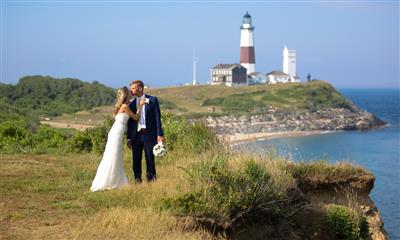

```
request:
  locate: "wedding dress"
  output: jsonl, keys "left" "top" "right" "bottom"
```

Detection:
{"left": 90, "top": 112, "right": 129, "bottom": 192}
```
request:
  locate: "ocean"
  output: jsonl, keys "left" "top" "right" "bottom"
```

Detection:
{"left": 236, "top": 89, "right": 400, "bottom": 239}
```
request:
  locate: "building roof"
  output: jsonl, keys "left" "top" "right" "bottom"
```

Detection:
{"left": 249, "top": 72, "right": 264, "bottom": 76}
{"left": 266, "top": 70, "right": 289, "bottom": 76}
{"left": 212, "top": 64, "right": 242, "bottom": 70}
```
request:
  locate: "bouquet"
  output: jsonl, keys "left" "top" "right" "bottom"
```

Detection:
{"left": 153, "top": 142, "right": 167, "bottom": 158}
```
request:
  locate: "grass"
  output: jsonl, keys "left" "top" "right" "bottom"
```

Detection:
{"left": 288, "top": 160, "right": 370, "bottom": 179}
{"left": 0, "top": 146, "right": 220, "bottom": 239}
{"left": 148, "top": 80, "right": 352, "bottom": 115}
{"left": 1, "top": 145, "right": 373, "bottom": 239}
{"left": 325, "top": 204, "right": 369, "bottom": 240}
{"left": 161, "top": 152, "right": 304, "bottom": 228}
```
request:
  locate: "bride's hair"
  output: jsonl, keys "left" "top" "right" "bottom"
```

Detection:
{"left": 112, "top": 87, "right": 130, "bottom": 116}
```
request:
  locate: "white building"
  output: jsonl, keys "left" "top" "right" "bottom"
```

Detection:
{"left": 266, "top": 71, "right": 291, "bottom": 84}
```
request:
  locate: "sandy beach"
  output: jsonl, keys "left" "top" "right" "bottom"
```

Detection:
{"left": 219, "top": 130, "right": 337, "bottom": 144}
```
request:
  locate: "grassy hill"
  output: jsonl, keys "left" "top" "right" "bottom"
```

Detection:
{"left": 147, "top": 81, "right": 352, "bottom": 117}
{"left": 52, "top": 80, "right": 354, "bottom": 126}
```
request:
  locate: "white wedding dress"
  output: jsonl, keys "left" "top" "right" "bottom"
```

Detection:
{"left": 90, "top": 112, "right": 129, "bottom": 192}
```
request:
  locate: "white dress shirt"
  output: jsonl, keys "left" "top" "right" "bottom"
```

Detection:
{"left": 137, "top": 95, "right": 146, "bottom": 131}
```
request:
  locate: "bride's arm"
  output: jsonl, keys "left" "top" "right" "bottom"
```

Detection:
{"left": 121, "top": 103, "right": 143, "bottom": 121}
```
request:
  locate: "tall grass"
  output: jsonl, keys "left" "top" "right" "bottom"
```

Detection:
{"left": 161, "top": 150, "right": 304, "bottom": 230}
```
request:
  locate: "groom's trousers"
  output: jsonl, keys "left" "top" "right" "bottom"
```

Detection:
{"left": 132, "top": 129, "right": 157, "bottom": 181}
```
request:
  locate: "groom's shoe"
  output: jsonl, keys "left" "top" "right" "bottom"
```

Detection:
{"left": 147, "top": 175, "right": 157, "bottom": 183}
{"left": 134, "top": 178, "right": 143, "bottom": 184}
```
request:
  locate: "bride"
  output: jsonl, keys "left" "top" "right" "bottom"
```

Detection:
{"left": 90, "top": 87, "right": 145, "bottom": 192}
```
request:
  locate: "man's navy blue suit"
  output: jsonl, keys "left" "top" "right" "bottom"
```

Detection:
{"left": 126, "top": 94, "right": 163, "bottom": 181}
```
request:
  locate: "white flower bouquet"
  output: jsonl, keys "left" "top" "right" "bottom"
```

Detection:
{"left": 153, "top": 142, "right": 167, "bottom": 158}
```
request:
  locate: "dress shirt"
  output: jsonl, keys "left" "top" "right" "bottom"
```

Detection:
{"left": 137, "top": 95, "right": 146, "bottom": 131}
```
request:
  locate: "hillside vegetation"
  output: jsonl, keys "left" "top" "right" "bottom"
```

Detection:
{"left": 51, "top": 80, "right": 354, "bottom": 126}
{"left": 0, "top": 75, "right": 115, "bottom": 123}
{"left": 148, "top": 80, "right": 353, "bottom": 116}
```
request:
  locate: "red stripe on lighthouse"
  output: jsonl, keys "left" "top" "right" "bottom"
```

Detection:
{"left": 240, "top": 47, "right": 255, "bottom": 64}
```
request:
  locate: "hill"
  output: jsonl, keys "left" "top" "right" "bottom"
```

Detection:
{"left": 0, "top": 75, "right": 115, "bottom": 122}
{"left": 147, "top": 80, "right": 354, "bottom": 117}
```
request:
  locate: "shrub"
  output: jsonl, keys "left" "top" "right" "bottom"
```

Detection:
{"left": 69, "top": 116, "right": 113, "bottom": 153}
{"left": 70, "top": 131, "right": 93, "bottom": 153}
{"left": 0, "top": 120, "right": 33, "bottom": 153}
{"left": 161, "top": 153, "right": 304, "bottom": 227}
{"left": 184, "top": 122, "right": 218, "bottom": 154}
{"left": 31, "top": 125, "right": 71, "bottom": 154}
{"left": 161, "top": 112, "right": 189, "bottom": 150}
{"left": 161, "top": 112, "right": 219, "bottom": 154}
{"left": 325, "top": 205, "right": 369, "bottom": 240}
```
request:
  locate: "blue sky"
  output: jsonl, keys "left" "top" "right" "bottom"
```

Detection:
{"left": 1, "top": 1, "right": 399, "bottom": 89}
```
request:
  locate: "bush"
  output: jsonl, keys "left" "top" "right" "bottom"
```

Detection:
{"left": 161, "top": 112, "right": 189, "bottom": 150}
{"left": 161, "top": 154, "right": 304, "bottom": 227}
{"left": 32, "top": 125, "right": 70, "bottom": 153}
{"left": 69, "top": 116, "right": 113, "bottom": 154}
{"left": 161, "top": 112, "right": 219, "bottom": 154}
{"left": 325, "top": 205, "right": 369, "bottom": 240}
{"left": 70, "top": 131, "right": 93, "bottom": 153}
{"left": 0, "top": 120, "right": 34, "bottom": 153}
{"left": 184, "top": 122, "right": 218, "bottom": 154}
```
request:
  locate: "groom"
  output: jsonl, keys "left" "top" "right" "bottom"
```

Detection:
{"left": 127, "top": 80, "right": 164, "bottom": 183}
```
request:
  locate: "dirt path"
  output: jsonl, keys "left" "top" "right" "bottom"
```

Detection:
{"left": 39, "top": 121, "right": 98, "bottom": 131}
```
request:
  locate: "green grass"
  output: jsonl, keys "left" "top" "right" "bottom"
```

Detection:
{"left": 160, "top": 151, "right": 305, "bottom": 231}
{"left": 1, "top": 149, "right": 374, "bottom": 239}
{"left": 147, "top": 81, "right": 353, "bottom": 116}
{"left": 325, "top": 205, "right": 369, "bottom": 240}
{"left": 198, "top": 81, "right": 352, "bottom": 114}
{"left": 288, "top": 160, "right": 370, "bottom": 179}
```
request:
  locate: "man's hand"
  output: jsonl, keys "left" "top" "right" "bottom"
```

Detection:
{"left": 157, "top": 136, "right": 165, "bottom": 143}
{"left": 127, "top": 139, "right": 132, "bottom": 149}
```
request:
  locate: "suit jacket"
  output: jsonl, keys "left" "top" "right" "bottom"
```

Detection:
{"left": 126, "top": 94, "right": 164, "bottom": 145}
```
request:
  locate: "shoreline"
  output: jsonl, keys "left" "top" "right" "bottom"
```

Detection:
{"left": 219, "top": 130, "right": 338, "bottom": 144}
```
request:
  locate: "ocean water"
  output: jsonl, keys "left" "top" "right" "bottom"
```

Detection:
{"left": 236, "top": 89, "right": 400, "bottom": 239}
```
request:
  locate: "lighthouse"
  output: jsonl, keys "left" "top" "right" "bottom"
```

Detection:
{"left": 240, "top": 12, "right": 256, "bottom": 75}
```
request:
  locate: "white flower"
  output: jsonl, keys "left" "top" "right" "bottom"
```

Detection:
{"left": 153, "top": 142, "right": 167, "bottom": 158}
{"left": 145, "top": 98, "right": 150, "bottom": 104}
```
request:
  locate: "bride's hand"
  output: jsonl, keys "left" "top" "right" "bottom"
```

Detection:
{"left": 139, "top": 99, "right": 146, "bottom": 106}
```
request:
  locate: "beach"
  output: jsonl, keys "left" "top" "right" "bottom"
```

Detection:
{"left": 219, "top": 130, "right": 336, "bottom": 144}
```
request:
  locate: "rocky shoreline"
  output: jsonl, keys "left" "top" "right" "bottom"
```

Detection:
{"left": 202, "top": 107, "right": 387, "bottom": 142}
